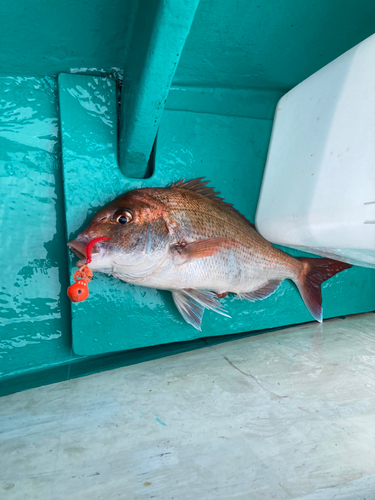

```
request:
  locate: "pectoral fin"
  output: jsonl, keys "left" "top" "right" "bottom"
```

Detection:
{"left": 171, "top": 237, "right": 234, "bottom": 263}
{"left": 172, "top": 288, "right": 231, "bottom": 330}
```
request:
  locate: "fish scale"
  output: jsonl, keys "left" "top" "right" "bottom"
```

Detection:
{"left": 68, "top": 178, "right": 352, "bottom": 330}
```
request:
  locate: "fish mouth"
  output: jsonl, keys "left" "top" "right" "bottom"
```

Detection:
{"left": 67, "top": 236, "right": 90, "bottom": 266}
{"left": 67, "top": 236, "right": 111, "bottom": 267}
{"left": 67, "top": 239, "right": 87, "bottom": 260}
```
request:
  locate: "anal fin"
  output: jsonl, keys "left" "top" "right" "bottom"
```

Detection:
{"left": 239, "top": 280, "right": 282, "bottom": 302}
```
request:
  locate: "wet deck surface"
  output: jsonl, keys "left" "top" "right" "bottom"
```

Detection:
{"left": 1, "top": 313, "right": 375, "bottom": 499}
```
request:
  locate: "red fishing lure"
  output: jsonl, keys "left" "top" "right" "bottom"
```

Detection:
{"left": 85, "top": 236, "right": 111, "bottom": 264}
{"left": 67, "top": 271, "right": 91, "bottom": 302}
{"left": 67, "top": 237, "right": 111, "bottom": 302}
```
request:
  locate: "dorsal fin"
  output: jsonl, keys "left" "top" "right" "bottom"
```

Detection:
{"left": 170, "top": 177, "right": 256, "bottom": 230}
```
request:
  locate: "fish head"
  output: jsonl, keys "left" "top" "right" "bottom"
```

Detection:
{"left": 67, "top": 189, "right": 170, "bottom": 276}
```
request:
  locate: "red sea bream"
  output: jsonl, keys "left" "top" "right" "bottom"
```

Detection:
{"left": 68, "top": 178, "right": 352, "bottom": 330}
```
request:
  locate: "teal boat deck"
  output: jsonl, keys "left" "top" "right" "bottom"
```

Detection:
{"left": 1, "top": 0, "right": 375, "bottom": 396}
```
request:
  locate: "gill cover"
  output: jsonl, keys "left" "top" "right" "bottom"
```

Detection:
{"left": 110, "top": 218, "right": 170, "bottom": 282}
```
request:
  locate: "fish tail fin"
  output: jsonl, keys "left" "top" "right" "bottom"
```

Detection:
{"left": 295, "top": 257, "right": 352, "bottom": 322}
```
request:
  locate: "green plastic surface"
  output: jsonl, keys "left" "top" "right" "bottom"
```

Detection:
{"left": 1, "top": 0, "right": 375, "bottom": 395}
{"left": 119, "top": 0, "right": 200, "bottom": 178}
{"left": 0, "top": 77, "right": 74, "bottom": 388}
{"left": 174, "top": 0, "right": 375, "bottom": 89}
{"left": 59, "top": 73, "right": 375, "bottom": 357}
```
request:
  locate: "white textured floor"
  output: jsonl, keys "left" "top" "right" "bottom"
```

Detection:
{"left": 1, "top": 313, "right": 375, "bottom": 500}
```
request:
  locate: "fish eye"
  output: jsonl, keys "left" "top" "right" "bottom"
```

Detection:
{"left": 114, "top": 209, "right": 133, "bottom": 225}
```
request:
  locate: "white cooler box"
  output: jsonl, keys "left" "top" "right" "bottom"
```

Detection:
{"left": 256, "top": 34, "right": 375, "bottom": 268}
